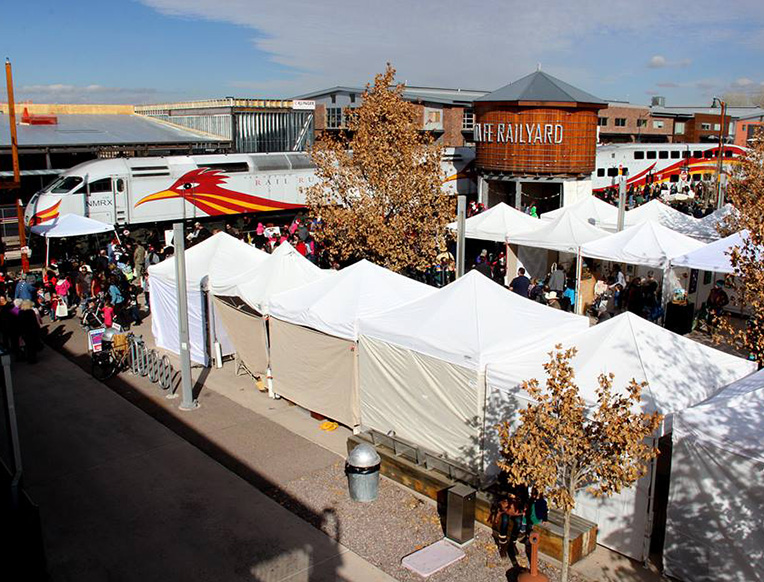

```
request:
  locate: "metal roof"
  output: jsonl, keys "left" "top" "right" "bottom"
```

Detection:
{"left": 0, "top": 114, "right": 223, "bottom": 148}
{"left": 475, "top": 71, "right": 606, "bottom": 105}
{"left": 650, "top": 106, "right": 764, "bottom": 120}
{"left": 293, "top": 85, "right": 489, "bottom": 106}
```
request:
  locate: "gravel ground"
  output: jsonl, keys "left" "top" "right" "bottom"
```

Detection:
{"left": 274, "top": 460, "right": 588, "bottom": 582}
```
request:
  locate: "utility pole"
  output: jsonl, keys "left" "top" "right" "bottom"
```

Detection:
{"left": 456, "top": 195, "right": 466, "bottom": 278}
{"left": 3, "top": 58, "right": 28, "bottom": 272}
{"left": 172, "top": 222, "right": 198, "bottom": 411}
{"left": 714, "top": 98, "right": 727, "bottom": 210}
{"left": 617, "top": 166, "right": 626, "bottom": 232}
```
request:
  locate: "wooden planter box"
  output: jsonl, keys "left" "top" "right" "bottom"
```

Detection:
{"left": 347, "top": 435, "right": 597, "bottom": 564}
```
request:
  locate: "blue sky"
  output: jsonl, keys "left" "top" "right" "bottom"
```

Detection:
{"left": 2, "top": 0, "right": 764, "bottom": 106}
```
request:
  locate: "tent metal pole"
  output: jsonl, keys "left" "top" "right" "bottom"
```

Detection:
{"left": 574, "top": 247, "right": 583, "bottom": 315}
{"left": 642, "top": 426, "right": 662, "bottom": 567}
{"left": 172, "top": 222, "right": 198, "bottom": 411}
{"left": 661, "top": 265, "right": 672, "bottom": 324}
{"left": 456, "top": 195, "right": 466, "bottom": 278}
{"left": 45, "top": 238, "right": 49, "bottom": 267}
{"left": 617, "top": 175, "right": 627, "bottom": 232}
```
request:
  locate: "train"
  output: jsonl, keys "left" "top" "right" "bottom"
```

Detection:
{"left": 592, "top": 142, "right": 746, "bottom": 193}
{"left": 24, "top": 148, "right": 477, "bottom": 228}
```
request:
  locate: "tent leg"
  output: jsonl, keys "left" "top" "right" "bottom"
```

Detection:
{"left": 642, "top": 434, "right": 660, "bottom": 566}
{"left": 45, "top": 238, "right": 49, "bottom": 268}
{"left": 574, "top": 247, "right": 583, "bottom": 315}
{"left": 661, "top": 266, "right": 672, "bottom": 325}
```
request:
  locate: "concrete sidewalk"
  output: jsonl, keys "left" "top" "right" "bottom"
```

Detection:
{"left": 13, "top": 346, "right": 396, "bottom": 582}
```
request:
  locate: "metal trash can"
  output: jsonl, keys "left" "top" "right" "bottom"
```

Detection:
{"left": 345, "top": 443, "right": 381, "bottom": 502}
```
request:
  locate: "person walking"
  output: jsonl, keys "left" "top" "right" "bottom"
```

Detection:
{"left": 18, "top": 300, "right": 41, "bottom": 364}
{"left": 133, "top": 241, "right": 146, "bottom": 281}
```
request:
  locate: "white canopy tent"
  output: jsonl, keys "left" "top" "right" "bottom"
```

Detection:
{"left": 670, "top": 230, "right": 749, "bottom": 274}
{"left": 694, "top": 203, "right": 738, "bottom": 241}
{"left": 664, "top": 369, "right": 764, "bottom": 582}
{"left": 268, "top": 260, "right": 434, "bottom": 427}
{"left": 508, "top": 209, "right": 611, "bottom": 311}
{"left": 485, "top": 312, "right": 756, "bottom": 561}
{"left": 580, "top": 220, "right": 705, "bottom": 270}
{"left": 210, "top": 243, "right": 328, "bottom": 378}
{"left": 357, "top": 270, "right": 589, "bottom": 468}
{"left": 541, "top": 195, "right": 619, "bottom": 230}
{"left": 30, "top": 214, "right": 116, "bottom": 265}
{"left": 446, "top": 202, "right": 541, "bottom": 242}
{"left": 603, "top": 200, "right": 707, "bottom": 240}
{"left": 148, "top": 233, "right": 266, "bottom": 365}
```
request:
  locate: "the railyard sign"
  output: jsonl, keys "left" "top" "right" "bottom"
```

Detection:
{"left": 473, "top": 122, "right": 564, "bottom": 144}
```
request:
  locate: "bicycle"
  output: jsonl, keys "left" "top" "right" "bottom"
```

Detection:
{"left": 91, "top": 329, "right": 134, "bottom": 381}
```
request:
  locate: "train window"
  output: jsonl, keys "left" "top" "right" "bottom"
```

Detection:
{"left": 693, "top": 150, "right": 702, "bottom": 158}
{"left": 88, "top": 178, "right": 112, "bottom": 193}
{"left": 606, "top": 168, "right": 618, "bottom": 177}
{"left": 646, "top": 151, "right": 656, "bottom": 159}
{"left": 670, "top": 151, "right": 680, "bottom": 159}
{"left": 199, "top": 162, "right": 250, "bottom": 173}
{"left": 659, "top": 151, "right": 668, "bottom": 159}
{"left": 682, "top": 151, "right": 690, "bottom": 158}
{"left": 724, "top": 150, "right": 734, "bottom": 158}
{"left": 704, "top": 173, "right": 712, "bottom": 181}
{"left": 670, "top": 175, "right": 679, "bottom": 183}
{"left": 115, "top": 178, "right": 125, "bottom": 193}
{"left": 692, "top": 174, "right": 701, "bottom": 181}
{"left": 634, "top": 151, "right": 644, "bottom": 160}
{"left": 704, "top": 150, "right": 713, "bottom": 159}
{"left": 47, "top": 176, "right": 83, "bottom": 193}
{"left": 597, "top": 168, "right": 605, "bottom": 177}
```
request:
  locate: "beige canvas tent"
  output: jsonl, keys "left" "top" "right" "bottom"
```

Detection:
{"left": 267, "top": 260, "right": 434, "bottom": 427}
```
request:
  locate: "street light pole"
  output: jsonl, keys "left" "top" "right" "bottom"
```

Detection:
{"left": 714, "top": 97, "right": 727, "bottom": 210}
{"left": 172, "top": 220, "right": 198, "bottom": 411}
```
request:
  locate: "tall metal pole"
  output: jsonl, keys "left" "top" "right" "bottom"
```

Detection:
{"left": 5, "top": 59, "right": 28, "bottom": 272}
{"left": 617, "top": 171, "right": 626, "bottom": 232}
{"left": 715, "top": 100, "right": 727, "bottom": 210}
{"left": 456, "top": 195, "right": 466, "bottom": 278}
{"left": 172, "top": 222, "right": 198, "bottom": 411}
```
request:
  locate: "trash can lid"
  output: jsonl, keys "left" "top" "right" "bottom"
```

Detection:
{"left": 347, "top": 443, "right": 380, "bottom": 468}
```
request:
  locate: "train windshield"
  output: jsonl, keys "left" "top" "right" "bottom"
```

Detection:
{"left": 44, "top": 176, "right": 83, "bottom": 194}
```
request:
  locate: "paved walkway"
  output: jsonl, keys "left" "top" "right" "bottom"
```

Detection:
{"left": 13, "top": 346, "right": 395, "bottom": 582}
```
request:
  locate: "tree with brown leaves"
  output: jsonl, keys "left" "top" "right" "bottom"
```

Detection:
{"left": 714, "top": 127, "right": 764, "bottom": 363}
{"left": 305, "top": 64, "right": 454, "bottom": 273}
{"left": 496, "top": 347, "right": 662, "bottom": 582}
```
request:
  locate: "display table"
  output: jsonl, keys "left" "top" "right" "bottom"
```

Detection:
{"left": 665, "top": 302, "right": 695, "bottom": 335}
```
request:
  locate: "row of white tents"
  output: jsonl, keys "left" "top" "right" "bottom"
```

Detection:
{"left": 146, "top": 232, "right": 760, "bottom": 577}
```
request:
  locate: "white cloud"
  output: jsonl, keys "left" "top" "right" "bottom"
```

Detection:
{"left": 732, "top": 77, "right": 754, "bottom": 88}
{"left": 16, "top": 84, "right": 162, "bottom": 104}
{"left": 139, "top": 0, "right": 764, "bottom": 96}
{"left": 648, "top": 55, "right": 691, "bottom": 69}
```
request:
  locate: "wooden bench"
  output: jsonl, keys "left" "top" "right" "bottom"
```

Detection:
{"left": 347, "top": 435, "right": 597, "bottom": 564}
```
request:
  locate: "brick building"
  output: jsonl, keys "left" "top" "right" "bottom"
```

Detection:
{"left": 596, "top": 102, "right": 673, "bottom": 143}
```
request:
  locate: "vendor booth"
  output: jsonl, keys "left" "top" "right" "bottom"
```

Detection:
{"left": 446, "top": 202, "right": 541, "bottom": 242}
{"left": 602, "top": 200, "right": 707, "bottom": 241}
{"left": 540, "top": 195, "right": 619, "bottom": 230}
{"left": 670, "top": 229, "right": 748, "bottom": 274}
{"left": 210, "top": 242, "right": 327, "bottom": 378}
{"left": 664, "top": 369, "right": 764, "bottom": 582}
{"left": 357, "top": 270, "right": 589, "bottom": 469}
{"left": 148, "top": 232, "right": 267, "bottom": 365}
{"left": 30, "top": 214, "right": 116, "bottom": 265}
{"left": 485, "top": 312, "right": 756, "bottom": 561}
{"left": 268, "top": 259, "right": 433, "bottom": 428}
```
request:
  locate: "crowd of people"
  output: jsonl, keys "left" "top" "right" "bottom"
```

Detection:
{"left": 491, "top": 484, "right": 548, "bottom": 565}
{"left": 596, "top": 180, "right": 720, "bottom": 218}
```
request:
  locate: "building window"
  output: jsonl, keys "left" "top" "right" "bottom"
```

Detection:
{"left": 634, "top": 151, "right": 645, "bottom": 160}
{"left": 462, "top": 109, "right": 475, "bottom": 131}
{"left": 675, "top": 121, "right": 686, "bottom": 133}
{"left": 701, "top": 122, "right": 712, "bottom": 130}
{"left": 349, "top": 93, "right": 356, "bottom": 104}
{"left": 653, "top": 120, "right": 665, "bottom": 129}
{"left": 713, "top": 123, "right": 721, "bottom": 131}
{"left": 637, "top": 119, "right": 647, "bottom": 128}
{"left": 326, "top": 107, "right": 344, "bottom": 129}
{"left": 331, "top": 94, "right": 337, "bottom": 104}
{"left": 615, "top": 118, "right": 627, "bottom": 127}
{"left": 598, "top": 117, "right": 608, "bottom": 126}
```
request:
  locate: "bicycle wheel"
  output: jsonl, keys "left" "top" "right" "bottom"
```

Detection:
{"left": 91, "top": 352, "right": 117, "bottom": 381}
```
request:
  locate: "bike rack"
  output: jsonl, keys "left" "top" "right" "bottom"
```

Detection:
{"left": 128, "top": 335, "right": 175, "bottom": 393}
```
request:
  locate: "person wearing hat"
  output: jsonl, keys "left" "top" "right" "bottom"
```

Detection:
{"left": 544, "top": 290, "right": 561, "bottom": 309}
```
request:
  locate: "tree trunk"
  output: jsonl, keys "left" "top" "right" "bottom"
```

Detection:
{"left": 561, "top": 507, "right": 571, "bottom": 582}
